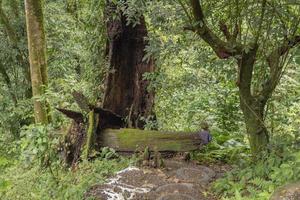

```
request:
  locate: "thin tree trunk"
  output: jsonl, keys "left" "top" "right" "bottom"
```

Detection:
{"left": 25, "top": 0, "right": 49, "bottom": 124}
{"left": 102, "top": 1, "right": 155, "bottom": 129}
{"left": 238, "top": 52, "right": 269, "bottom": 155}
{"left": 240, "top": 94, "right": 269, "bottom": 155}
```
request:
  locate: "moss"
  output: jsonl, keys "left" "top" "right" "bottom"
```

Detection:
{"left": 103, "top": 128, "right": 199, "bottom": 152}
{"left": 83, "top": 110, "right": 95, "bottom": 159}
{"left": 25, "top": 0, "right": 49, "bottom": 124}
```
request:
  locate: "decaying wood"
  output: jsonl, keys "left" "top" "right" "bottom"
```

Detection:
{"left": 94, "top": 107, "right": 125, "bottom": 130}
{"left": 62, "top": 120, "right": 86, "bottom": 166}
{"left": 56, "top": 108, "right": 84, "bottom": 122}
{"left": 57, "top": 105, "right": 124, "bottom": 166}
{"left": 57, "top": 91, "right": 201, "bottom": 166}
{"left": 99, "top": 128, "right": 201, "bottom": 152}
{"left": 72, "top": 91, "right": 91, "bottom": 112}
{"left": 103, "top": 1, "right": 155, "bottom": 128}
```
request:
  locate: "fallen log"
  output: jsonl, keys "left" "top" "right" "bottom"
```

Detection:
{"left": 57, "top": 91, "right": 202, "bottom": 167}
{"left": 99, "top": 128, "right": 201, "bottom": 152}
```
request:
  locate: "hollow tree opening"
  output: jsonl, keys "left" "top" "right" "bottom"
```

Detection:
{"left": 102, "top": 1, "right": 155, "bottom": 129}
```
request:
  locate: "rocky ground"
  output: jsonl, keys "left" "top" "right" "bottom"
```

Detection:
{"left": 270, "top": 182, "right": 300, "bottom": 200}
{"left": 85, "top": 159, "right": 231, "bottom": 200}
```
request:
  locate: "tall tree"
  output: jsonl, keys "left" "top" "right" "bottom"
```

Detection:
{"left": 25, "top": 0, "right": 49, "bottom": 124}
{"left": 102, "top": 1, "right": 155, "bottom": 128}
{"left": 182, "top": 0, "right": 300, "bottom": 155}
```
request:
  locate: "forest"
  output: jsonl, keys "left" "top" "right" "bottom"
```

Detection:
{"left": 0, "top": 0, "right": 300, "bottom": 199}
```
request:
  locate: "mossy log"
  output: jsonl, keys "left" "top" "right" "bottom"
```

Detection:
{"left": 57, "top": 91, "right": 202, "bottom": 166}
{"left": 99, "top": 128, "right": 201, "bottom": 152}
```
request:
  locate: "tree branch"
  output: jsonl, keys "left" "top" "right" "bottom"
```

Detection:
{"left": 219, "top": 21, "right": 231, "bottom": 41}
{"left": 189, "top": 0, "right": 243, "bottom": 59}
{"left": 261, "top": 35, "right": 300, "bottom": 101}
{"left": 269, "top": 36, "right": 300, "bottom": 59}
{"left": 177, "top": 0, "right": 193, "bottom": 25}
{"left": 267, "top": 36, "right": 300, "bottom": 79}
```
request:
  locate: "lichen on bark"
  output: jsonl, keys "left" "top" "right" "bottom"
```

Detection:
{"left": 25, "top": 0, "right": 49, "bottom": 124}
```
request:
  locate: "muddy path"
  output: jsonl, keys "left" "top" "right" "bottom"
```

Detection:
{"left": 85, "top": 159, "right": 230, "bottom": 200}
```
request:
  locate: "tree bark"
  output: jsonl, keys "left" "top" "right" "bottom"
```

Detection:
{"left": 237, "top": 49, "right": 269, "bottom": 156}
{"left": 25, "top": 0, "right": 49, "bottom": 124}
{"left": 102, "top": 1, "right": 155, "bottom": 129}
{"left": 240, "top": 94, "right": 269, "bottom": 155}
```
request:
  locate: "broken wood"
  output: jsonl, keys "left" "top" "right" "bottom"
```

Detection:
{"left": 83, "top": 110, "right": 98, "bottom": 159}
{"left": 57, "top": 105, "right": 125, "bottom": 166}
{"left": 56, "top": 108, "right": 84, "bottom": 122}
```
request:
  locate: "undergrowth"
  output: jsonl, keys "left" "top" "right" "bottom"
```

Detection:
{"left": 0, "top": 158, "right": 129, "bottom": 200}
{"left": 0, "top": 123, "right": 130, "bottom": 200}
{"left": 1, "top": 124, "right": 300, "bottom": 200}
{"left": 192, "top": 131, "right": 300, "bottom": 200}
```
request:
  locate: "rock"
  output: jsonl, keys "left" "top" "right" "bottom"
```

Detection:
{"left": 174, "top": 166, "right": 216, "bottom": 185}
{"left": 154, "top": 183, "right": 202, "bottom": 198}
{"left": 156, "top": 194, "right": 196, "bottom": 200}
{"left": 270, "top": 182, "right": 300, "bottom": 200}
{"left": 85, "top": 160, "right": 218, "bottom": 200}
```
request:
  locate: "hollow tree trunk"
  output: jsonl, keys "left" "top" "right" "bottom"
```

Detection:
{"left": 25, "top": 0, "right": 49, "bottom": 124}
{"left": 103, "top": 1, "right": 155, "bottom": 129}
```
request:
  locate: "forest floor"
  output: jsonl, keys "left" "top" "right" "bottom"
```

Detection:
{"left": 85, "top": 158, "right": 231, "bottom": 200}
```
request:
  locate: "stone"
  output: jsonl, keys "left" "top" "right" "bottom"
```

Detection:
{"left": 156, "top": 194, "right": 196, "bottom": 200}
{"left": 175, "top": 166, "right": 216, "bottom": 185}
{"left": 270, "top": 182, "right": 300, "bottom": 200}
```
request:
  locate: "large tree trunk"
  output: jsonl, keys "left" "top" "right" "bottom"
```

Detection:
{"left": 103, "top": 1, "right": 155, "bottom": 129}
{"left": 25, "top": 0, "right": 49, "bottom": 124}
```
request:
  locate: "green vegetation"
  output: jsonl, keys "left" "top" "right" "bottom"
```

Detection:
{"left": 0, "top": 159, "right": 129, "bottom": 200}
{"left": 193, "top": 132, "right": 300, "bottom": 199}
{"left": 0, "top": 0, "right": 299, "bottom": 199}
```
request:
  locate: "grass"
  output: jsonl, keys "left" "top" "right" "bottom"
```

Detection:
{"left": 0, "top": 158, "right": 130, "bottom": 200}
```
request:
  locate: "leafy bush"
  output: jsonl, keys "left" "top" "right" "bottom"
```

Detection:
{"left": 98, "top": 147, "right": 119, "bottom": 160}
{"left": 19, "top": 124, "right": 61, "bottom": 168}
{"left": 192, "top": 131, "right": 249, "bottom": 164}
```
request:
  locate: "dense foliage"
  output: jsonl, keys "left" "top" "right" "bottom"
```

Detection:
{"left": 0, "top": 0, "right": 299, "bottom": 199}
